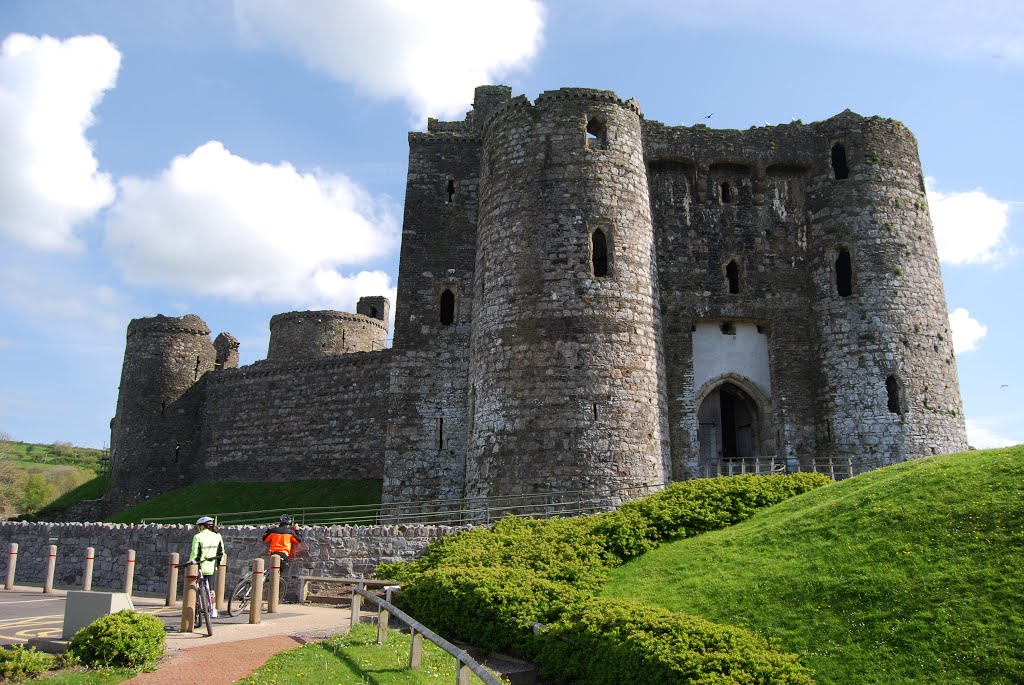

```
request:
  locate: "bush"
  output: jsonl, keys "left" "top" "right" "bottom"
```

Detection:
{"left": 535, "top": 598, "right": 815, "bottom": 684}
{"left": 67, "top": 610, "right": 165, "bottom": 669}
{"left": 0, "top": 645, "right": 55, "bottom": 682}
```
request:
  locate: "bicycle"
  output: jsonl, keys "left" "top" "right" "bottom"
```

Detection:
{"left": 179, "top": 562, "right": 214, "bottom": 636}
{"left": 227, "top": 554, "right": 288, "bottom": 616}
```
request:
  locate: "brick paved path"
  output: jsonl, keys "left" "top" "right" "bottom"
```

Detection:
{"left": 123, "top": 635, "right": 311, "bottom": 685}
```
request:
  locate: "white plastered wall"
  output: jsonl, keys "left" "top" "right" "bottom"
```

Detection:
{"left": 692, "top": 322, "right": 771, "bottom": 397}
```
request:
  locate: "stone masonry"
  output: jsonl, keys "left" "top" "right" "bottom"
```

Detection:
{"left": 105, "top": 84, "right": 968, "bottom": 511}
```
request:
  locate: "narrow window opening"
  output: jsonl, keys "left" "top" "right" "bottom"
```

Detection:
{"left": 440, "top": 289, "right": 455, "bottom": 325}
{"left": 831, "top": 143, "right": 849, "bottom": 180}
{"left": 720, "top": 321, "right": 736, "bottom": 335}
{"left": 446, "top": 178, "right": 455, "bottom": 203}
{"left": 160, "top": 401, "right": 165, "bottom": 416}
{"left": 437, "top": 417, "right": 444, "bottom": 450}
{"left": 592, "top": 403, "right": 599, "bottom": 421}
{"left": 726, "top": 260, "right": 739, "bottom": 294}
{"left": 174, "top": 442, "right": 180, "bottom": 464}
{"left": 591, "top": 228, "right": 609, "bottom": 277}
{"left": 886, "top": 375, "right": 902, "bottom": 415}
{"left": 194, "top": 355, "right": 200, "bottom": 380}
{"left": 342, "top": 330, "right": 346, "bottom": 348}
{"left": 721, "top": 182, "right": 732, "bottom": 203}
{"left": 370, "top": 306, "right": 378, "bottom": 319}
{"left": 836, "top": 250, "right": 853, "bottom": 297}
{"left": 586, "top": 117, "right": 606, "bottom": 149}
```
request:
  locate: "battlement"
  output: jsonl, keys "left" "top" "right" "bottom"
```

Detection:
{"left": 126, "top": 314, "right": 210, "bottom": 338}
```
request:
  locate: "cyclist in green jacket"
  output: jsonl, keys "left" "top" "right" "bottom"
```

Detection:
{"left": 188, "top": 516, "right": 225, "bottom": 617}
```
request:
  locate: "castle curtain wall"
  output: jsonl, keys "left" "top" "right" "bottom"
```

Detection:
{"left": 197, "top": 352, "right": 390, "bottom": 481}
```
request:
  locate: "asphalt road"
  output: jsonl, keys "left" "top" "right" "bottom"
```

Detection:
{"left": 0, "top": 589, "right": 179, "bottom": 647}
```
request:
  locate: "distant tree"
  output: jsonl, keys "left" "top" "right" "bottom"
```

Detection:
{"left": 0, "top": 458, "right": 24, "bottom": 518}
{"left": 21, "top": 473, "right": 55, "bottom": 514}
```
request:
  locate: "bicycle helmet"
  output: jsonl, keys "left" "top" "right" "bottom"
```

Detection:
{"left": 279, "top": 514, "right": 293, "bottom": 525}
{"left": 196, "top": 515, "right": 215, "bottom": 526}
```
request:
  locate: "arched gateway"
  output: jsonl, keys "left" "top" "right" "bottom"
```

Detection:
{"left": 695, "top": 374, "right": 776, "bottom": 476}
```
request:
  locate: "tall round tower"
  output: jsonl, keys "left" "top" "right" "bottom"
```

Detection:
{"left": 806, "top": 112, "right": 968, "bottom": 469}
{"left": 467, "top": 88, "right": 670, "bottom": 501}
{"left": 267, "top": 309, "right": 387, "bottom": 360}
{"left": 108, "top": 314, "right": 216, "bottom": 504}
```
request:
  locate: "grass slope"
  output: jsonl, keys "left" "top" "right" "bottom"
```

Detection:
{"left": 105, "top": 479, "right": 383, "bottom": 524}
{"left": 603, "top": 447, "right": 1024, "bottom": 684}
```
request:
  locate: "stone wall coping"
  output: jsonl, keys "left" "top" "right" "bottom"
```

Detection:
{"left": 206, "top": 348, "right": 390, "bottom": 383}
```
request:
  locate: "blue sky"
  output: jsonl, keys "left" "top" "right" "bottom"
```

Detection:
{"left": 1, "top": 0, "right": 1021, "bottom": 450}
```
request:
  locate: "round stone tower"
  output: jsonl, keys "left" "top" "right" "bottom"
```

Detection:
{"left": 267, "top": 309, "right": 388, "bottom": 361}
{"left": 108, "top": 314, "right": 216, "bottom": 503}
{"left": 467, "top": 88, "right": 670, "bottom": 501}
{"left": 806, "top": 112, "right": 968, "bottom": 468}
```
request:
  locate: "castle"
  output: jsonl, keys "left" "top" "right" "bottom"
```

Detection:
{"left": 106, "top": 85, "right": 969, "bottom": 509}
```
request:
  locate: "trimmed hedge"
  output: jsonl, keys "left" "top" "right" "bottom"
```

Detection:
{"left": 535, "top": 598, "right": 815, "bottom": 684}
{"left": 67, "top": 610, "right": 165, "bottom": 669}
{"left": 379, "top": 473, "right": 831, "bottom": 680}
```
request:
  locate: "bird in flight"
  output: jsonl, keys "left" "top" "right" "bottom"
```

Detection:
{"left": 704, "top": 113, "right": 714, "bottom": 119}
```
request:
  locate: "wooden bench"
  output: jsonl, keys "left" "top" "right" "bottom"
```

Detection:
{"left": 297, "top": 575, "right": 400, "bottom": 604}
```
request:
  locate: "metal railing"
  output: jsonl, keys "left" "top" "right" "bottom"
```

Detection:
{"left": 140, "top": 482, "right": 666, "bottom": 527}
{"left": 699, "top": 456, "right": 786, "bottom": 478}
{"left": 352, "top": 584, "right": 504, "bottom": 685}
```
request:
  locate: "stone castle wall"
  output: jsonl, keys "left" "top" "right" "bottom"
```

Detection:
{"left": 0, "top": 521, "right": 466, "bottom": 595}
{"left": 268, "top": 310, "right": 388, "bottom": 360}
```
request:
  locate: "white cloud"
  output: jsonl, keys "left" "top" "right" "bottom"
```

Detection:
{"left": 0, "top": 33, "right": 119, "bottom": 251}
{"left": 104, "top": 141, "right": 400, "bottom": 306}
{"left": 608, "top": 0, "right": 1024, "bottom": 66}
{"left": 948, "top": 308, "right": 988, "bottom": 354}
{"left": 0, "top": 261, "right": 130, "bottom": 331}
{"left": 965, "top": 418, "right": 1020, "bottom": 449}
{"left": 926, "top": 179, "right": 1013, "bottom": 265}
{"left": 234, "top": 0, "right": 545, "bottom": 122}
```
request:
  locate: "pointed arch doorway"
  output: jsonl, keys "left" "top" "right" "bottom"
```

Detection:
{"left": 696, "top": 375, "right": 774, "bottom": 475}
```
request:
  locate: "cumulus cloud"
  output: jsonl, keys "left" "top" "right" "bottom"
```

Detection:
{"left": 965, "top": 418, "right": 1020, "bottom": 449}
{"left": 104, "top": 141, "right": 400, "bottom": 305}
{"left": 608, "top": 0, "right": 1024, "bottom": 66}
{"left": 926, "top": 179, "right": 1013, "bottom": 265}
{"left": 948, "top": 308, "right": 988, "bottom": 354}
{"left": 0, "top": 33, "right": 119, "bottom": 251}
{"left": 234, "top": 0, "right": 545, "bottom": 122}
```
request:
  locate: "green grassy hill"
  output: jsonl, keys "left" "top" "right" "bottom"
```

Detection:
{"left": 603, "top": 447, "right": 1024, "bottom": 684}
{"left": 105, "top": 479, "right": 383, "bottom": 524}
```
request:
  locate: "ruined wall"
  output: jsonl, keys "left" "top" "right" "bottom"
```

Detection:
{"left": 466, "top": 88, "right": 670, "bottom": 500}
{"left": 0, "top": 521, "right": 466, "bottom": 596}
{"left": 198, "top": 351, "right": 391, "bottom": 481}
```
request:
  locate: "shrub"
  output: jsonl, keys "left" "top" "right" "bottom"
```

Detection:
{"left": 67, "top": 610, "right": 165, "bottom": 669}
{"left": 535, "top": 598, "right": 815, "bottom": 685}
{"left": 0, "top": 646, "right": 55, "bottom": 682}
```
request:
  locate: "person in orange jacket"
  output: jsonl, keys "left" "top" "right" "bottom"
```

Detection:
{"left": 262, "top": 514, "right": 302, "bottom": 575}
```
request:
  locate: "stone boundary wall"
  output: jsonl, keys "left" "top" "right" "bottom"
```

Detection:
{"left": 0, "top": 522, "right": 468, "bottom": 597}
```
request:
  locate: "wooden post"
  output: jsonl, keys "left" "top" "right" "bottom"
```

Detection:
{"left": 166, "top": 552, "right": 179, "bottom": 606}
{"left": 457, "top": 660, "right": 472, "bottom": 685}
{"left": 350, "top": 583, "right": 362, "bottom": 626}
{"left": 180, "top": 562, "right": 197, "bottom": 632}
{"left": 409, "top": 630, "right": 423, "bottom": 670}
{"left": 82, "top": 547, "right": 94, "bottom": 591}
{"left": 123, "top": 549, "right": 136, "bottom": 596}
{"left": 377, "top": 606, "right": 390, "bottom": 644}
{"left": 267, "top": 555, "right": 280, "bottom": 614}
{"left": 248, "top": 558, "right": 264, "bottom": 625}
{"left": 43, "top": 545, "right": 57, "bottom": 594}
{"left": 214, "top": 553, "right": 227, "bottom": 611}
{"left": 5, "top": 543, "right": 18, "bottom": 590}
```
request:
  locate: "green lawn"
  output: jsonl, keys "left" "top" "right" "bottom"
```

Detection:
{"left": 105, "top": 479, "right": 383, "bottom": 524}
{"left": 239, "top": 623, "right": 508, "bottom": 685}
{"left": 29, "top": 667, "right": 135, "bottom": 685}
{"left": 603, "top": 447, "right": 1024, "bottom": 684}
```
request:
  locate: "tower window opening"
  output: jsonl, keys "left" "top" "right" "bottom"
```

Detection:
{"left": 591, "top": 228, "right": 609, "bottom": 277}
{"left": 440, "top": 289, "right": 455, "bottom": 325}
{"left": 720, "top": 321, "right": 736, "bottom": 335}
{"left": 586, "top": 116, "right": 606, "bottom": 149}
{"left": 174, "top": 442, "right": 180, "bottom": 463}
{"left": 370, "top": 306, "right": 378, "bottom": 319}
{"left": 721, "top": 182, "right": 732, "bottom": 203}
{"left": 593, "top": 403, "right": 599, "bottom": 421}
{"left": 194, "top": 355, "right": 200, "bottom": 380}
{"left": 446, "top": 178, "right": 455, "bottom": 203}
{"left": 885, "top": 375, "right": 902, "bottom": 415}
{"left": 437, "top": 417, "right": 444, "bottom": 450}
{"left": 836, "top": 249, "right": 853, "bottom": 297}
{"left": 726, "top": 260, "right": 739, "bottom": 294}
{"left": 161, "top": 401, "right": 165, "bottom": 416}
{"left": 831, "top": 143, "right": 849, "bottom": 180}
